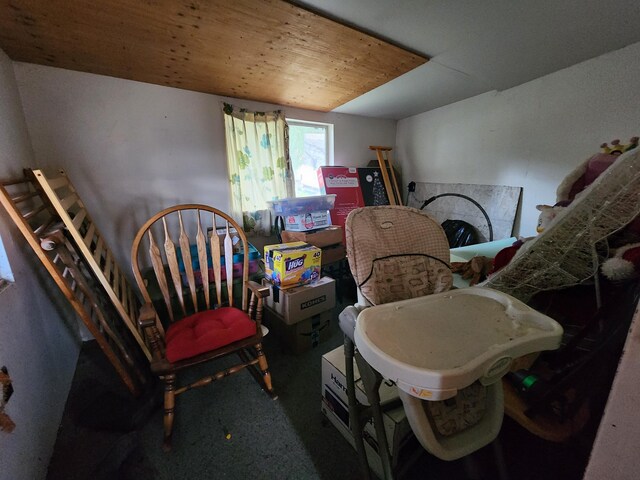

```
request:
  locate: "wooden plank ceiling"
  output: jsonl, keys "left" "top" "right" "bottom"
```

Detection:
{"left": 0, "top": 0, "right": 428, "bottom": 112}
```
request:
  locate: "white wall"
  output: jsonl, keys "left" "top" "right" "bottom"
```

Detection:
{"left": 0, "top": 49, "right": 80, "bottom": 480}
{"left": 13, "top": 63, "right": 397, "bottom": 274}
{"left": 397, "top": 41, "right": 640, "bottom": 237}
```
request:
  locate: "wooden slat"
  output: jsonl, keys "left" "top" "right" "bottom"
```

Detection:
{"left": 210, "top": 212, "right": 222, "bottom": 307}
{"left": 0, "top": 181, "right": 141, "bottom": 395}
{"left": 149, "top": 230, "right": 174, "bottom": 323}
{"left": 0, "top": 0, "right": 427, "bottom": 112}
{"left": 34, "top": 215, "right": 58, "bottom": 236}
{"left": 92, "top": 236, "right": 104, "bottom": 262}
{"left": 113, "top": 264, "right": 121, "bottom": 299}
{"left": 224, "top": 222, "right": 233, "bottom": 307}
{"left": 83, "top": 222, "right": 96, "bottom": 247}
{"left": 196, "top": 210, "right": 210, "bottom": 310}
{"left": 0, "top": 177, "right": 28, "bottom": 186}
{"left": 28, "top": 169, "right": 149, "bottom": 360}
{"left": 23, "top": 203, "right": 46, "bottom": 220}
{"left": 55, "top": 243, "right": 147, "bottom": 386}
{"left": 120, "top": 274, "right": 129, "bottom": 314}
{"left": 45, "top": 175, "right": 70, "bottom": 190}
{"left": 11, "top": 190, "right": 39, "bottom": 204}
{"left": 162, "top": 217, "right": 186, "bottom": 316}
{"left": 59, "top": 192, "right": 79, "bottom": 211}
{"left": 178, "top": 211, "right": 198, "bottom": 311}
{"left": 103, "top": 249, "right": 113, "bottom": 282}
{"left": 71, "top": 208, "right": 87, "bottom": 230}
{"left": 127, "top": 286, "right": 136, "bottom": 324}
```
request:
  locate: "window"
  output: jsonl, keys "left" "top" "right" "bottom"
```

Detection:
{"left": 287, "top": 119, "right": 333, "bottom": 197}
{"left": 0, "top": 234, "right": 14, "bottom": 293}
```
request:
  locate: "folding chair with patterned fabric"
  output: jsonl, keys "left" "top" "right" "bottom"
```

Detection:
{"left": 131, "top": 204, "right": 276, "bottom": 450}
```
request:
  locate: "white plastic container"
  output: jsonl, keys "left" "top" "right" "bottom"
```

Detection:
{"left": 354, "top": 287, "right": 563, "bottom": 400}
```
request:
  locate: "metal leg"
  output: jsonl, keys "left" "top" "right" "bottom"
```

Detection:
{"left": 356, "top": 351, "right": 394, "bottom": 480}
{"left": 492, "top": 437, "right": 509, "bottom": 480}
{"left": 344, "top": 335, "right": 372, "bottom": 480}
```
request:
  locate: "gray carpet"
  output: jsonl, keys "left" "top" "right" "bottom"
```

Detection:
{"left": 46, "top": 301, "right": 597, "bottom": 480}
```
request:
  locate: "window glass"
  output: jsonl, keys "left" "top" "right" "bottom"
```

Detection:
{"left": 288, "top": 120, "right": 333, "bottom": 197}
{"left": 0, "top": 234, "right": 14, "bottom": 291}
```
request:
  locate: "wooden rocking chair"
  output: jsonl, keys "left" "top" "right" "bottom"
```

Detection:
{"left": 130, "top": 204, "right": 276, "bottom": 450}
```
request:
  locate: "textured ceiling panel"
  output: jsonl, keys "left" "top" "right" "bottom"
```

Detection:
{"left": 0, "top": 0, "right": 428, "bottom": 111}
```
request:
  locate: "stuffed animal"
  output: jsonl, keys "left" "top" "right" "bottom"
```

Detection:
{"left": 601, "top": 243, "right": 640, "bottom": 281}
{"left": 451, "top": 256, "right": 493, "bottom": 285}
{"left": 489, "top": 204, "right": 564, "bottom": 275}
{"left": 556, "top": 137, "right": 639, "bottom": 204}
{"left": 489, "top": 137, "right": 640, "bottom": 279}
{"left": 535, "top": 204, "right": 565, "bottom": 234}
{"left": 555, "top": 137, "right": 640, "bottom": 281}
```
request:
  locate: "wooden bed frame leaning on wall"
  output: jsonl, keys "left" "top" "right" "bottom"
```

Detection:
{"left": 0, "top": 170, "right": 149, "bottom": 396}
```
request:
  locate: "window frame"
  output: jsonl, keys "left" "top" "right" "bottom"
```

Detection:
{"left": 286, "top": 118, "right": 334, "bottom": 197}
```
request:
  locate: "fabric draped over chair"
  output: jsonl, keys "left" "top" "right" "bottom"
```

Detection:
{"left": 223, "top": 103, "right": 293, "bottom": 236}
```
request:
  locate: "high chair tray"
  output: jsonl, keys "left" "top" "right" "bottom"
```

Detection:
{"left": 354, "top": 287, "right": 563, "bottom": 400}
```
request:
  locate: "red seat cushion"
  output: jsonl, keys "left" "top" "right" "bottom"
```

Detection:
{"left": 165, "top": 307, "right": 256, "bottom": 363}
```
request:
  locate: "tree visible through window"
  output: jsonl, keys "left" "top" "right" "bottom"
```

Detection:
{"left": 288, "top": 119, "right": 333, "bottom": 197}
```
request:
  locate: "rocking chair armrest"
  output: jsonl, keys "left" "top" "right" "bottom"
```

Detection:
{"left": 138, "top": 303, "right": 157, "bottom": 328}
{"left": 247, "top": 280, "right": 270, "bottom": 299}
{"left": 138, "top": 303, "right": 165, "bottom": 361}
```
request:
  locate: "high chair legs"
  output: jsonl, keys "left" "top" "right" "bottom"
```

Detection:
{"left": 344, "top": 334, "right": 396, "bottom": 480}
{"left": 355, "top": 350, "right": 394, "bottom": 480}
{"left": 344, "top": 336, "right": 372, "bottom": 480}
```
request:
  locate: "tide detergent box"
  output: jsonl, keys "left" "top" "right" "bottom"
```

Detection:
{"left": 263, "top": 241, "right": 322, "bottom": 289}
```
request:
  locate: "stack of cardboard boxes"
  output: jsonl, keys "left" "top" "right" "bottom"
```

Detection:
{"left": 262, "top": 238, "right": 337, "bottom": 354}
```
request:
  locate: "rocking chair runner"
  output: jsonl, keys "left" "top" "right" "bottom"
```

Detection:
{"left": 131, "top": 204, "right": 276, "bottom": 450}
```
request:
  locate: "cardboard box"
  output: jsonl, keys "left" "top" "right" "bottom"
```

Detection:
{"left": 280, "top": 226, "right": 343, "bottom": 248}
{"left": 322, "top": 344, "right": 400, "bottom": 408}
{"left": 321, "top": 398, "right": 386, "bottom": 479}
{"left": 321, "top": 244, "right": 346, "bottom": 266}
{"left": 264, "top": 307, "right": 334, "bottom": 354}
{"left": 263, "top": 276, "right": 336, "bottom": 325}
{"left": 317, "top": 166, "right": 365, "bottom": 235}
{"left": 263, "top": 241, "right": 322, "bottom": 288}
{"left": 283, "top": 210, "right": 331, "bottom": 232}
{"left": 321, "top": 345, "right": 417, "bottom": 477}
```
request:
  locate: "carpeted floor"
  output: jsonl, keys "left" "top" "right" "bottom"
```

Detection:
{"left": 46, "top": 299, "right": 604, "bottom": 480}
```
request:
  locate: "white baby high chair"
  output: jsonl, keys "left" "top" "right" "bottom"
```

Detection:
{"left": 339, "top": 206, "right": 563, "bottom": 479}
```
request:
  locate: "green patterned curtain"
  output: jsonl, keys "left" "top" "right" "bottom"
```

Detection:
{"left": 223, "top": 103, "right": 293, "bottom": 235}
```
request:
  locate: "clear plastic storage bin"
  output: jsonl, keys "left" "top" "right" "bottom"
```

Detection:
{"left": 267, "top": 194, "right": 336, "bottom": 215}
